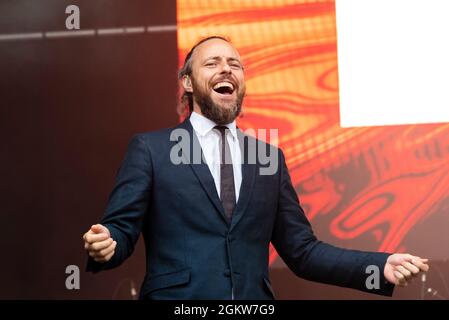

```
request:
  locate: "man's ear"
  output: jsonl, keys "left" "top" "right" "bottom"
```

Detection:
{"left": 182, "top": 76, "right": 193, "bottom": 93}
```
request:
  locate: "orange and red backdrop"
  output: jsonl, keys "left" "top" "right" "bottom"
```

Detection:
{"left": 177, "top": 0, "right": 449, "bottom": 266}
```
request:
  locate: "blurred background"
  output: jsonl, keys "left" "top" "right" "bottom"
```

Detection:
{"left": 1, "top": 0, "right": 448, "bottom": 299}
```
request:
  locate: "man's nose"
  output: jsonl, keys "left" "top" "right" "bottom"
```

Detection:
{"left": 220, "top": 62, "right": 232, "bottom": 74}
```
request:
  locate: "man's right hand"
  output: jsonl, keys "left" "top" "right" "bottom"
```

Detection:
{"left": 83, "top": 224, "right": 117, "bottom": 263}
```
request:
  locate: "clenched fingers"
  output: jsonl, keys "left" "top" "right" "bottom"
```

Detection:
{"left": 395, "top": 265, "right": 412, "bottom": 281}
{"left": 92, "top": 249, "right": 116, "bottom": 263}
{"left": 89, "top": 241, "right": 117, "bottom": 260}
{"left": 401, "top": 261, "right": 420, "bottom": 276}
{"left": 83, "top": 232, "right": 109, "bottom": 244}
{"left": 393, "top": 270, "right": 408, "bottom": 286}
{"left": 87, "top": 237, "right": 114, "bottom": 251}
{"left": 96, "top": 250, "right": 115, "bottom": 263}
{"left": 411, "top": 258, "right": 429, "bottom": 272}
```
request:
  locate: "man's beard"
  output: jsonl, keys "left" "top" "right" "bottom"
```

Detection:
{"left": 192, "top": 80, "right": 245, "bottom": 125}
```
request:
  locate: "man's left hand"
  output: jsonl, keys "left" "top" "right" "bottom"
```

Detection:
{"left": 384, "top": 253, "right": 429, "bottom": 287}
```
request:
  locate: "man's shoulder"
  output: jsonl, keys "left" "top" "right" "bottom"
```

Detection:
{"left": 132, "top": 121, "right": 188, "bottom": 145}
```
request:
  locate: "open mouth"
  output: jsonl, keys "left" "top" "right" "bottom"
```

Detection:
{"left": 212, "top": 81, "right": 235, "bottom": 95}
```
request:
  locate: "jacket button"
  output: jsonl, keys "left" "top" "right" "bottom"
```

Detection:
{"left": 224, "top": 269, "right": 231, "bottom": 277}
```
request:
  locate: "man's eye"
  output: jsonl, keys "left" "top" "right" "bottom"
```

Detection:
{"left": 231, "top": 64, "right": 242, "bottom": 69}
{"left": 205, "top": 63, "right": 216, "bottom": 67}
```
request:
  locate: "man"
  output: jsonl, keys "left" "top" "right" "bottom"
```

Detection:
{"left": 83, "top": 36, "right": 429, "bottom": 299}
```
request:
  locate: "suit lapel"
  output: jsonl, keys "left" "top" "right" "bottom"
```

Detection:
{"left": 175, "top": 120, "right": 228, "bottom": 224}
{"left": 173, "top": 120, "right": 258, "bottom": 228}
{"left": 230, "top": 129, "right": 257, "bottom": 231}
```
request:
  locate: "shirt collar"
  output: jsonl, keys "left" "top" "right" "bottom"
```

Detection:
{"left": 189, "top": 111, "right": 237, "bottom": 140}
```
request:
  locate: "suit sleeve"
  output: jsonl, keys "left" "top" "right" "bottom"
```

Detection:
{"left": 86, "top": 134, "right": 152, "bottom": 273}
{"left": 271, "top": 149, "right": 395, "bottom": 296}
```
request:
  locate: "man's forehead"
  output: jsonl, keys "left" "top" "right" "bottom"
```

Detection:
{"left": 192, "top": 39, "right": 241, "bottom": 61}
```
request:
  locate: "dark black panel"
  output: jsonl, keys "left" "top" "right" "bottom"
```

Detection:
{"left": 0, "top": 1, "right": 177, "bottom": 299}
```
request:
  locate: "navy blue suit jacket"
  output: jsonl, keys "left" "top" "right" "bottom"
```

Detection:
{"left": 87, "top": 118, "right": 394, "bottom": 299}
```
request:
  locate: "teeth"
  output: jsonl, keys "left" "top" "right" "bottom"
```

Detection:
{"left": 213, "top": 82, "right": 234, "bottom": 90}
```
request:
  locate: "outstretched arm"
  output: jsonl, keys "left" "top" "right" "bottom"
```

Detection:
{"left": 84, "top": 134, "right": 152, "bottom": 273}
{"left": 271, "top": 150, "right": 428, "bottom": 296}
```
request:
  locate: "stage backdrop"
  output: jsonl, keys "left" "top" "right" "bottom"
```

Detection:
{"left": 177, "top": 0, "right": 449, "bottom": 299}
{"left": 1, "top": 0, "right": 448, "bottom": 300}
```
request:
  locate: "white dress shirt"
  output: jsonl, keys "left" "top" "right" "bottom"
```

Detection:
{"left": 189, "top": 111, "right": 242, "bottom": 202}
